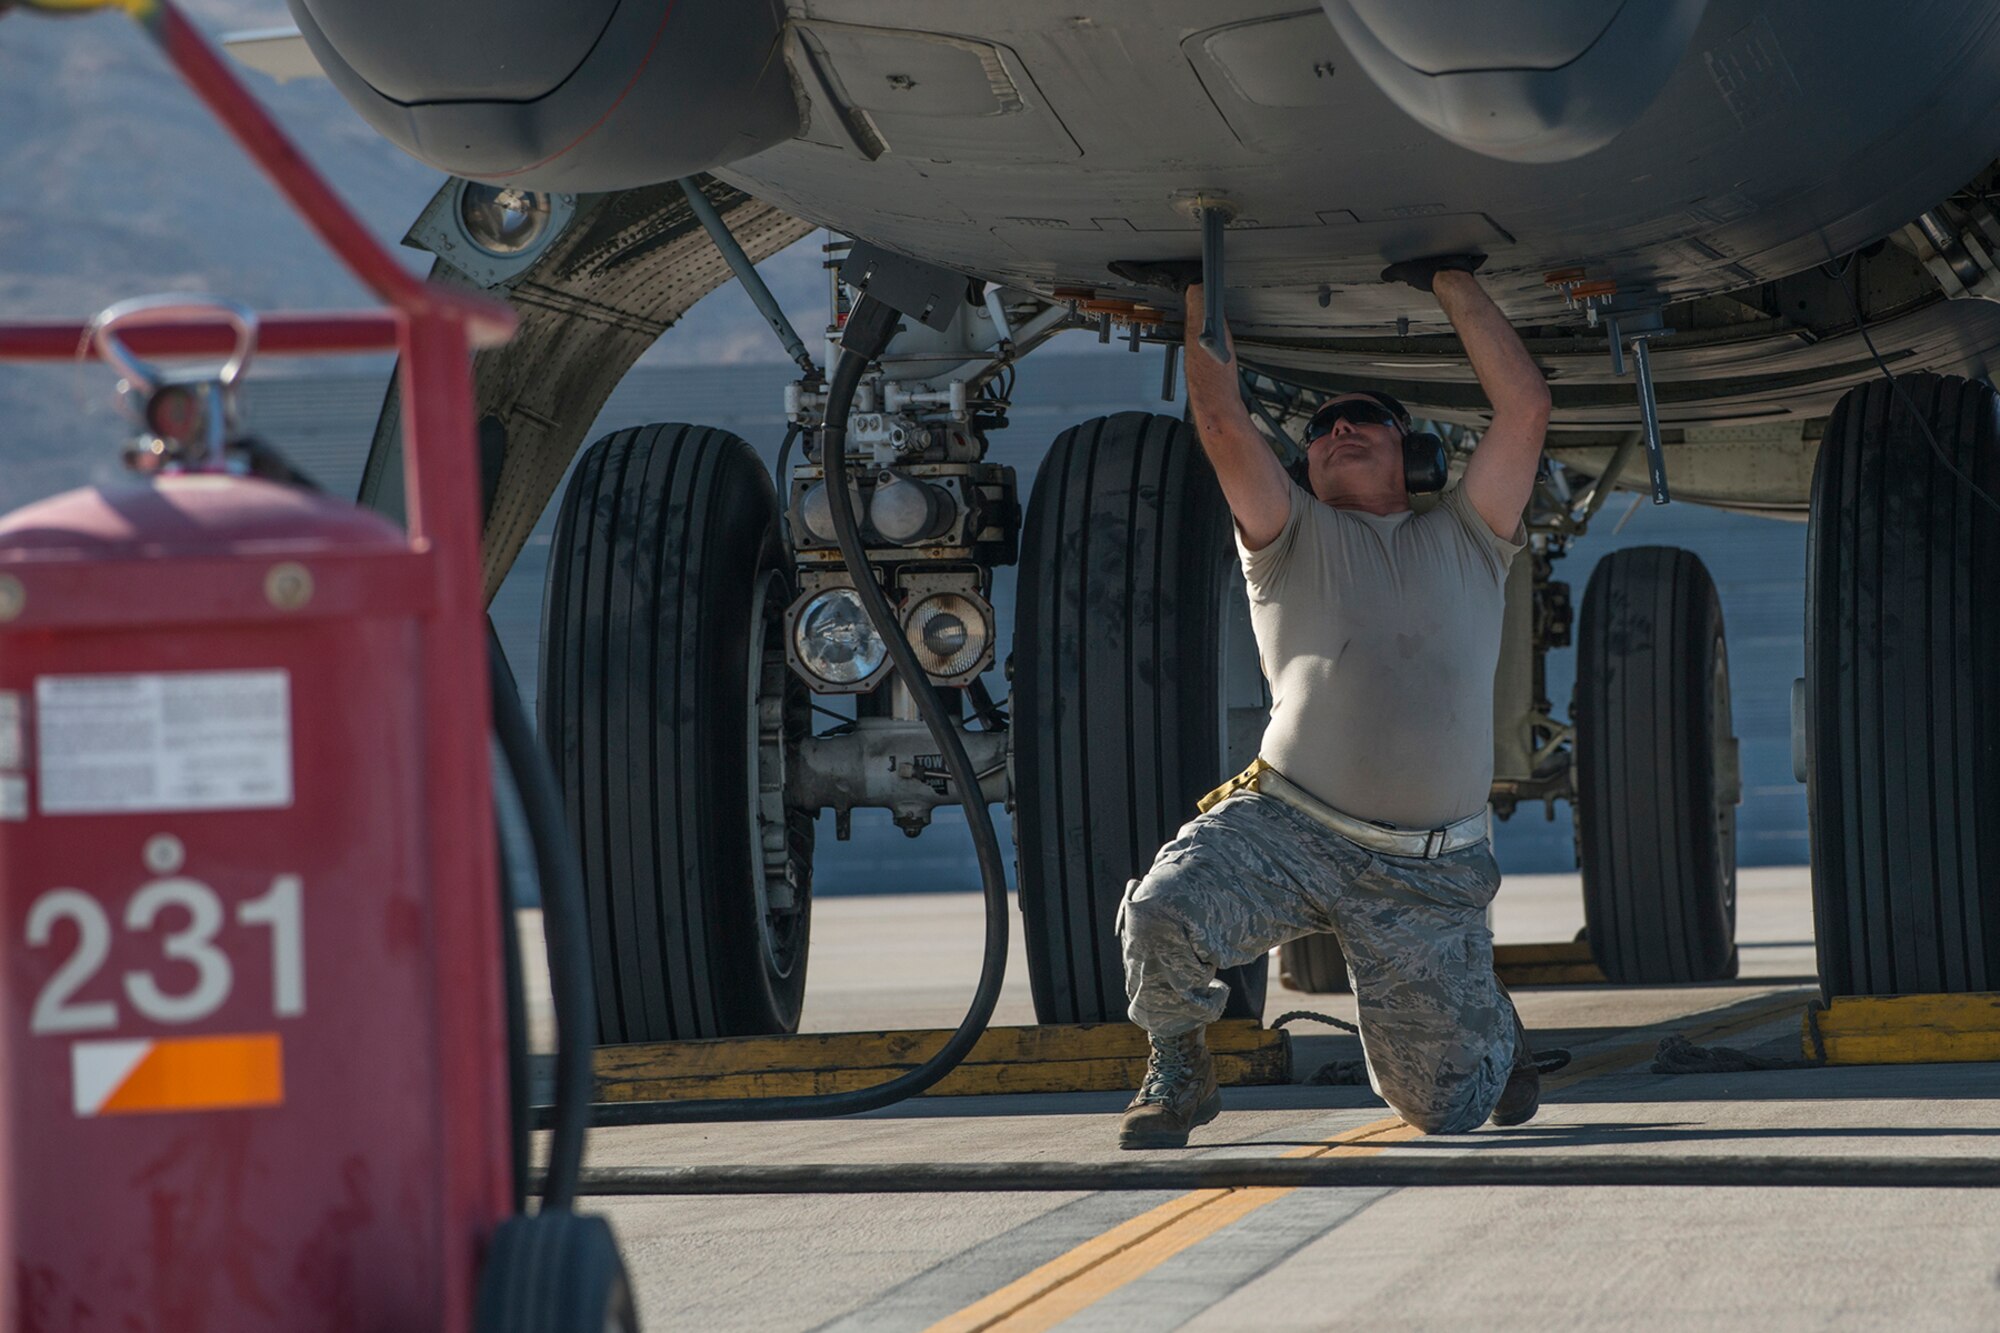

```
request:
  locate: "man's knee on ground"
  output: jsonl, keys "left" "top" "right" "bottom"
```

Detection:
{"left": 1379, "top": 1071, "right": 1498, "bottom": 1135}
{"left": 1394, "top": 1098, "right": 1488, "bottom": 1136}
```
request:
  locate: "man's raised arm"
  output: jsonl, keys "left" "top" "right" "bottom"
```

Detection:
{"left": 1182, "top": 283, "right": 1293, "bottom": 550}
{"left": 1386, "top": 259, "right": 1552, "bottom": 539}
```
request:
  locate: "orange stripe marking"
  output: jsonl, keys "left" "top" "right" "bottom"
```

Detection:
{"left": 99, "top": 1032, "right": 284, "bottom": 1114}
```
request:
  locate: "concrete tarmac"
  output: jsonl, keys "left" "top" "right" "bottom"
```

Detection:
{"left": 527, "top": 868, "right": 2000, "bottom": 1331}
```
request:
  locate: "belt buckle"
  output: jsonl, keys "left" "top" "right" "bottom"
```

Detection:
{"left": 1422, "top": 828, "right": 1447, "bottom": 858}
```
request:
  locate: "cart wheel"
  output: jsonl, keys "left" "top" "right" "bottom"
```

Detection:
{"left": 541, "top": 424, "right": 813, "bottom": 1042}
{"left": 1806, "top": 373, "right": 2000, "bottom": 997}
{"left": 476, "top": 1212, "right": 638, "bottom": 1333}
{"left": 1574, "top": 546, "right": 1739, "bottom": 984}
{"left": 1278, "top": 933, "right": 1352, "bottom": 994}
{"left": 1014, "top": 412, "right": 1271, "bottom": 1023}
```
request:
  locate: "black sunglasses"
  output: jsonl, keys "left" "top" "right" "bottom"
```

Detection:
{"left": 1305, "top": 398, "right": 1403, "bottom": 442}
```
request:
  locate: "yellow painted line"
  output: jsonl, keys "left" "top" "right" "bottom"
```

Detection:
{"left": 979, "top": 1187, "right": 1287, "bottom": 1332}
{"left": 926, "top": 986, "right": 1812, "bottom": 1332}
{"left": 1284, "top": 1116, "right": 1419, "bottom": 1159}
{"left": 923, "top": 1116, "right": 1409, "bottom": 1333}
{"left": 1806, "top": 991, "right": 2000, "bottom": 1065}
{"left": 924, "top": 1188, "right": 1230, "bottom": 1333}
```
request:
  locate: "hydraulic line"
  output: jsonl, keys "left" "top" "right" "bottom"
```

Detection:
{"left": 489, "top": 634, "right": 593, "bottom": 1211}
{"left": 553, "top": 1154, "right": 2000, "bottom": 1195}
{"left": 578, "top": 291, "right": 1011, "bottom": 1126}
{"left": 772, "top": 421, "right": 800, "bottom": 517}
{"left": 677, "top": 176, "right": 818, "bottom": 378}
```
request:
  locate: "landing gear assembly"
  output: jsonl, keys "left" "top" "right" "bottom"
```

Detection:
{"left": 533, "top": 249, "right": 1763, "bottom": 1031}
{"left": 536, "top": 249, "right": 1066, "bottom": 1042}
{"left": 534, "top": 231, "right": 1279, "bottom": 1039}
{"left": 516, "top": 188, "right": 2000, "bottom": 1035}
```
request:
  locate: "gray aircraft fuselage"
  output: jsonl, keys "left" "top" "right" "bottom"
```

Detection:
{"left": 286, "top": 0, "right": 2000, "bottom": 501}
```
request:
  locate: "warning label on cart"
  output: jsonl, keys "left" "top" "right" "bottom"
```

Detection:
{"left": 36, "top": 671, "right": 293, "bottom": 814}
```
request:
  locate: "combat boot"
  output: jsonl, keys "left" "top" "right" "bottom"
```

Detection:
{"left": 1118, "top": 1028, "right": 1221, "bottom": 1149}
{"left": 1489, "top": 1009, "right": 1540, "bottom": 1127}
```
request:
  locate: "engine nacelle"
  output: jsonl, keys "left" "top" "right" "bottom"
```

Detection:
{"left": 286, "top": 0, "right": 801, "bottom": 190}
{"left": 1321, "top": 0, "right": 1707, "bottom": 164}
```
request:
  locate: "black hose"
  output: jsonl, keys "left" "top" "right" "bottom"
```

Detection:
{"left": 551, "top": 1154, "right": 2000, "bottom": 1195}
{"left": 578, "top": 293, "right": 1012, "bottom": 1125}
{"left": 494, "top": 787, "right": 532, "bottom": 1214}
{"left": 1821, "top": 250, "right": 2000, "bottom": 518}
{"left": 965, "top": 675, "right": 1009, "bottom": 731}
{"left": 773, "top": 421, "right": 800, "bottom": 500}
{"left": 488, "top": 632, "right": 593, "bottom": 1210}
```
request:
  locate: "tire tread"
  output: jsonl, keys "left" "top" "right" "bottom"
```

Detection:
{"left": 1576, "top": 546, "right": 1737, "bottom": 983}
{"left": 1809, "top": 373, "right": 2000, "bottom": 996}
{"left": 1016, "top": 412, "right": 1266, "bottom": 1023}
{"left": 542, "top": 424, "right": 809, "bottom": 1042}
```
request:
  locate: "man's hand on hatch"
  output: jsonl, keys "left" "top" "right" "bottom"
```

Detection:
{"left": 1380, "top": 253, "right": 1488, "bottom": 293}
{"left": 1380, "top": 253, "right": 1549, "bottom": 540}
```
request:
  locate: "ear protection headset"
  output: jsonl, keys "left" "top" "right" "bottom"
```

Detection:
{"left": 1288, "top": 390, "right": 1449, "bottom": 495}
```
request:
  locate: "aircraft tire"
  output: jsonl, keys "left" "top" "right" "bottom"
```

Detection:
{"left": 1278, "top": 933, "right": 1352, "bottom": 994}
{"left": 1574, "top": 546, "right": 1740, "bottom": 984}
{"left": 1014, "top": 412, "right": 1268, "bottom": 1024}
{"left": 1806, "top": 372, "right": 2000, "bottom": 997}
{"left": 541, "top": 423, "right": 813, "bottom": 1042}
{"left": 476, "top": 1212, "right": 638, "bottom": 1333}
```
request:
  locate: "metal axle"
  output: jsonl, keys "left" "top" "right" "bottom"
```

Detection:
{"left": 793, "top": 716, "right": 1010, "bottom": 835}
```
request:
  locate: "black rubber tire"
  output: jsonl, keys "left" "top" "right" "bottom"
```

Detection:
{"left": 1278, "top": 933, "right": 1352, "bottom": 995}
{"left": 475, "top": 1212, "right": 639, "bottom": 1333}
{"left": 1574, "top": 546, "right": 1739, "bottom": 984}
{"left": 1015, "top": 412, "right": 1268, "bottom": 1023}
{"left": 541, "top": 424, "right": 813, "bottom": 1043}
{"left": 1806, "top": 372, "right": 2000, "bottom": 997}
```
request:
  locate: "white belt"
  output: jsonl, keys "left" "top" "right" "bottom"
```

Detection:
{"left": 1200, "top": 759, "right": 1489, "bottom": 860}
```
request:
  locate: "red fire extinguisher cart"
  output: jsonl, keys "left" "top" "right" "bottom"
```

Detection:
{"left": 0, "top": 4, "right": 616, "bottom": 1328}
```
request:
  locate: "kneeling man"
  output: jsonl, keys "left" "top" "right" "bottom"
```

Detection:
{"left": 1119, "top": 256, "right": 1551, "bottom": 1148}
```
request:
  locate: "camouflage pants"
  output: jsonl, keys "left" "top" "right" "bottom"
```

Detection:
{"left": 1118, "top": 792, "right": 1519, "bottom": 1134}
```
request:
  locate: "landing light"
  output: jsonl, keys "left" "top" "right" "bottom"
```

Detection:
{"left": 905, "top": 592, "right": 991, "bottom": 681}
{"left": 459, "top": 184, "right": 553, "bottom": 257}
{"left": 793, "top": 588, "right": 887, "bottom": 687}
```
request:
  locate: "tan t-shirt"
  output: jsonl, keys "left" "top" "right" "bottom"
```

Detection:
{"left": 1236, "top": 483, "right": 1523, "bottom": 830}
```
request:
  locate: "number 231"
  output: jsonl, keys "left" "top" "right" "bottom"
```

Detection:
{"left": 25, "top": 876, "right": 304, "bottom": 1035}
